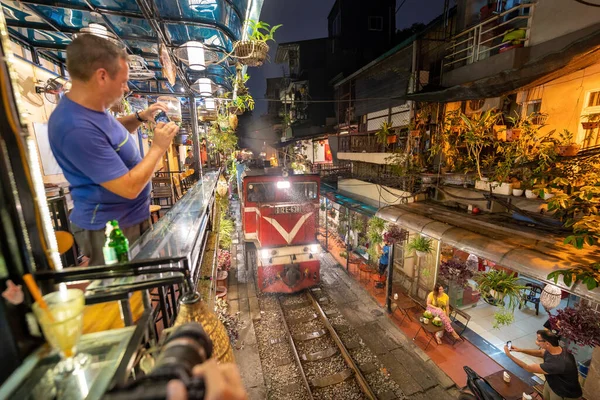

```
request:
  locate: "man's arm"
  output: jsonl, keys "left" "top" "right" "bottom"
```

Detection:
{"left": 117, "top": 103, "right": 168, "bottom": 133}
{"left": 504, "top": 345, "right": 546, "bottom": 374}
{"left": 511, "top": 346, "right": 545, "bottom": 358}
{"left": 101, "top": 122, "right": 179, "bottom": 199}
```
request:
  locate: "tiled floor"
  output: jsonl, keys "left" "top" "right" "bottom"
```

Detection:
{"left": 318, "top": 229, "right": 504, "bottom": 388}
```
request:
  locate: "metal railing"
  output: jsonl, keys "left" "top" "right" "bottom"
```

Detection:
{"left": 443, "top": 2, "right": 535, "bottom": 71}
{"left": 338, "top": 133, "right": 403, "bottom": 153}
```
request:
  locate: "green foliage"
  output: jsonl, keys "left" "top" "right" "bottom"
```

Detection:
{"left": 475, "top": 269, "right": 526, "bottom": 312}
{"left": 460, "top": 109, "right": 501, "bottom": 180}
{"left": 375, "top": 121, "right": 394, "bottom": 144}
{"left": 218, "top": 214, "right": 234, "bottom": 249}
{"left": 207, "top": 122, "right": 238, "bottom": 154}
{"left": 493, "top": 307, "right": 515, "bottom": 329}
{"left": 407, "top": 236, "right": 434, "bottom": 254}
{"left": 547, "top": 263, "right": 600, "bottom": 290}
{"left": 367, "top": 217, "right": 385, "bottom": 245}
{"left": 248, "top": 20, "right": 282, "bottom": 43}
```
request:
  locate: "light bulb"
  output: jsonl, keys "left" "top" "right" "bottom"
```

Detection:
{"left": 185, "top": 41, "right": 205, "bottom": 71}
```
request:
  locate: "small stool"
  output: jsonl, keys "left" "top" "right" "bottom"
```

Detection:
{"left": 150, "top": 204, "right": 161, "bottom": 224}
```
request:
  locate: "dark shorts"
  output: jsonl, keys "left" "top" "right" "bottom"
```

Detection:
{"left": 71, "top": 219, "right": 150, "bottom": 266}
{"left": 379, "top": 263, "right": 387, "bottom": 275}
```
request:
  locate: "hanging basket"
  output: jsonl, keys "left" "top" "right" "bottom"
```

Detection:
{"left": 234, "top": 41, "right": 270, "bottom": 67}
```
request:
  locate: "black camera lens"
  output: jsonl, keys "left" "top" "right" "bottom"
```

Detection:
{"left": 153, "top": 323, "right": 213, "bottom": 376}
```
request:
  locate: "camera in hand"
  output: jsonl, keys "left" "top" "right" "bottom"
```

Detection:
{"left": 154, "top": 110, "right": 170, "bottom": 124}
{"left": 104, "top": 322, "right": 213, "bottom": 400}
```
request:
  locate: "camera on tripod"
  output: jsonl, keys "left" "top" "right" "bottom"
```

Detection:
{"left": 104, "top": 322, "right": 213, "bottom": 400}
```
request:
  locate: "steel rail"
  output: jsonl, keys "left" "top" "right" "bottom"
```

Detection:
{"left": 306, "top": 291, "right": 377, "bottom": 400}
{"left": 275, "top": 295, "right": 315, "bottom": 400}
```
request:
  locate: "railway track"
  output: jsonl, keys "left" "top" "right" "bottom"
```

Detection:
{"left": 276, "top": 289, "right": 378, "bottom": 400}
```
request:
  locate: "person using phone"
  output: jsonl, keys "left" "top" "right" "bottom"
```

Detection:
{"left": 504, "top": 330, "right": 582, "bottom": 400}
{"left": 48, "top": 34, "right": 179, "bottom": 265}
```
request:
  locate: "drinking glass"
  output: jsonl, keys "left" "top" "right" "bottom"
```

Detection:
{"left": 32, "top": 288, "right": 89, "bottom": 376}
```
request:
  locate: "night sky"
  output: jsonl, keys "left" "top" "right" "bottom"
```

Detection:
{"left": 246, "top": 0, "right": 448, "bottom": 116}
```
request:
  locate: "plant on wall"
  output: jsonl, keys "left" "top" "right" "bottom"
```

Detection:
{"left": 548, "top": 302, "right": 600, "bottom": 348}
{"left": 429, "top": 109, "right": 466, "bottom": 173}
{"left": 375, "top": 121, "right": 394, "bottom": 144}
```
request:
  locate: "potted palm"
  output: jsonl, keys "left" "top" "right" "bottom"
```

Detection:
{"left": 375, "top": 121, "right": 396, "bottom": 145}
{"left": 235, "top": 20, "right": 282, "bottom": 67}
{"left": 407, "top": 235, "right": 434, "bottom": 258}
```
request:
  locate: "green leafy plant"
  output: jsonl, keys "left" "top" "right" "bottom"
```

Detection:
{"left": 475, "top": 269, "right": 525, "bottom": 311}
{"left": 218, "top": 214, "right": 234, "bottom": 249}
{"left": 460, "top": 109, "right": 501, "bottom": 180}
{"left": 375, "top": 121, "right": 394, "bottom": 144}
{"left": 547, "top": 262, "right": 600, "bottom": 290}
{"left": 248, "top": 20, "right": 282, "bottom": 43}
{"left": 493, "top": 306, "right": 515, "bottom": 329}
{"left": 407, "top": 235, "right": 434, "bottom": 255}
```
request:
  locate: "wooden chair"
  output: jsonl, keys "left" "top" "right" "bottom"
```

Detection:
{"left": 152, "top": 186, "right": 174, "bottom": 212}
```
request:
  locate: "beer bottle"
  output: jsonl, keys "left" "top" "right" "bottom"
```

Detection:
{"left": 102, "top": 220, "right": 130, "bottom": 264}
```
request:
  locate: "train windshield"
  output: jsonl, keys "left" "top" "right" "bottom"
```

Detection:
{"left": 247, "top": 182, "right": 318, "bottom": 203}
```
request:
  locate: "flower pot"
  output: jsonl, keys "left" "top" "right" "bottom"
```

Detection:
{"left": 410, "top": 130, "right": 421, "bottom": 137}
{"left": 555, "top": 144, "right": 580, "bottom": 157}
{"left": 475, "top": 179, "right": 491, "bottom": 191}
{"left": 234, "top": 40, "right": 270, "bottom": 67}
{"left": 387, "top": 135, "right": 398, "bottom": 144}
{"left": 491, "top": 182, "right": 513, "bottom": 196}
{"left": 506, "top": 128, "right": 522, "bottom": 142}
{"left": 525, "top": 189, "right": 538, "bottom": 199}
{"left": 512, "top": 188, "right": 524, "bottom": 197}
{"left": 582, "top": 121, "right": 599, "bottom": 130}
{"left": 416, "top": 250, "right": 428, "bottom": 258}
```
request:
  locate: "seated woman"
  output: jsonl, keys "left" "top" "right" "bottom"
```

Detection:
{"left": 426, "top": 283, "right": 462, "bottom": 345}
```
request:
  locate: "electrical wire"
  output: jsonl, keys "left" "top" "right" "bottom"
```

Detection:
{"left": 395, "top": 0, "right": 409, "bottom": 14}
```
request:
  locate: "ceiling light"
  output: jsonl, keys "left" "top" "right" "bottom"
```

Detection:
{"left": 193, "top": 78, "right": 213, "bottom": 97}
{"left": 205, "top": 97, "right": 215, "bottom": 110}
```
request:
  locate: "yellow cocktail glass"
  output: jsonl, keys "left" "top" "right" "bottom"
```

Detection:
{"left": 32, "top": 288, "right": 89, "bottom": 375}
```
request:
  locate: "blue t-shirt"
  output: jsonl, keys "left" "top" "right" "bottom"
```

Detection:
{"left": 379, "top": 244, "right": 390, "bottom": 265}
{"left": 48, "top": 96, "right": 150, "bottom": 230}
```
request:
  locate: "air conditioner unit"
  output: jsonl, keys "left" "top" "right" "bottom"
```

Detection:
{"left": 465, "top": 97, "right": 501, "bottom": 115}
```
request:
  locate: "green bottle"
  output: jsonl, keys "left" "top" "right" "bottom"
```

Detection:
{"left": 102, "top": 220, "right": 130, "bottom": 264}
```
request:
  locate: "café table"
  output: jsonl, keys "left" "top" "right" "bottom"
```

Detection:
{"left": 413, "top": 319, "right": 445, "bottom": 350}
{"left": 484, "top": 370, "right": 535, "bottom": 400}
{"left": 389, "top": 296, "right": 419, "bottom": 325}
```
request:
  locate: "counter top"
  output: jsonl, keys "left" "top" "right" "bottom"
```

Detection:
{"left": 131, "top": 171, "right": 218, "bottom": 260}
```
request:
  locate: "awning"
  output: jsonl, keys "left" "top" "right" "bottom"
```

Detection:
{"left": 376, "top": 202, "right": 600, "bottom": 302}
{"left": 404, "top": 22, "right": 600, "bottom": 102}
{"left": 321, "top": 184, "right": 378, "bottom": 217}
{"left": 274, "top": 131, "right": 330, "bottom": 148}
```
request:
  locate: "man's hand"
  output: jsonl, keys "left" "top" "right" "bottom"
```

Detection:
{"left": 138, "top": 102, "right": 169, "bottom": 122}
{"left": 504, "top": 344, "right": 512, "bottom": 355}
{"left": 2, "top": 280, "right": 24, "bottom": 305}
{"left": 166, "top": 360, "right": 248, "bottom": 400}
{"left": 153, "top": 122, "right": 179, "bottom": 152}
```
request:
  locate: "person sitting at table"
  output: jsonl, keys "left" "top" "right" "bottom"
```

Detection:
{"left": 504, "top": 330, "right": 582, "bottom": 400}
{"left": 426, "top": 283, "right": 462, "bottom": 344}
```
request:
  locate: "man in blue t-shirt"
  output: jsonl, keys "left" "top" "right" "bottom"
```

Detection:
{"left": 49, "top": 35, "right": 179, "bottom": 265}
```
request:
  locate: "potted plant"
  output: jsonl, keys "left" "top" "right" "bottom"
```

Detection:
{"left": 439, "top": 258, "right": 474, "bottom": 288}
{"left": 460, "top": 109, "right": 501, "bottom": 181}
{"left": 375, "top": 121, "right": 396, "bottom": 145}
{"left": 475, "top": 269, "right": 526, "bottom": 311}
{"left": 581, "top": 113, "right": 600, "bottom": 130}
{"left": 234, "top": 20, "right": 282, "bottom": 67}
{"left": 548, "top": 302, "right": 600, "bottom": 349}
{"left": 383, "top": 224, "right": 408, "bottom": 244}
{"left": 407, "top": 235, "right": 434, "bottom": 258}
{"left": 555, "top": 129, "right": 580, "bottom": 157}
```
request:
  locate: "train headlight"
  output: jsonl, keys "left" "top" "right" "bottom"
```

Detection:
{"left": 311, "top": 245, "right": 319, "bottom": 254}
{"left": 262, "top": 249, "right": 270, "bottom": 258}
{"left": 276, "top": 181, "right": 290, "bottom": 189}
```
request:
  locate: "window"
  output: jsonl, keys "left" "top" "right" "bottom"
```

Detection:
{"left": 368, "top": 16, "right": 383, "bottom": 31}
{"left": 580, "top": 90, "right": 600, "bottom": 149}
{"left": 587, "top": 90, "right": 600, "bottom": 108}
{"left": 518, "top": 100, "right": 544, "bottom": 124}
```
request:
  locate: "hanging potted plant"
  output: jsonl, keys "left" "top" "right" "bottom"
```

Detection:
{"left": 439, "top": 258, "right": 474, "bottom": 288}
{"left": 475, "top": 269, "right": 525, "bottom": 308}
{"left": 581, "top": 113, "right": 600, "bottom": 130}
{"left": 555, "top": 129, "right": 580, "bottom": 157}
{"left": 407, "top": 235, "right": 434, "bottom": 258}
{"left": 235, "top": 20, "right": 282, "bottom": 67}
{"left": 383, "top": 224, "right": 408, "bottom": 244}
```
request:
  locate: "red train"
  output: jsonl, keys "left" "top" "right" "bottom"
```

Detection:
{"left": 242, "top": 169, "right": 321, "bottom": 293}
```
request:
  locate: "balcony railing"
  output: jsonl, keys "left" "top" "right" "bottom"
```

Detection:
{"left": 338, "top": 133, "right": 404, "bottom": 153}
{"left": 443, "top": 2, "right": 535, "bottom": 71}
